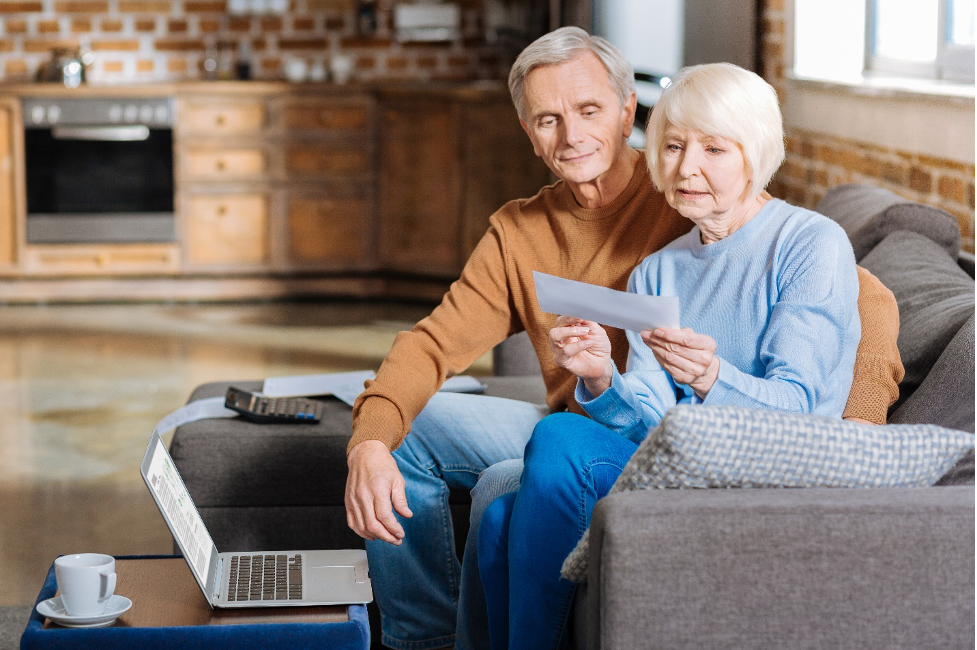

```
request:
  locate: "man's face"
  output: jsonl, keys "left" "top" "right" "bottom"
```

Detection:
{"left": 519, "top": 51, "right": 636, "bottom": 186}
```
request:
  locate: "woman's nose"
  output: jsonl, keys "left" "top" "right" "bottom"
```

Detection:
{"left": 678, "top": 147, "right": 702, "bottom": 176}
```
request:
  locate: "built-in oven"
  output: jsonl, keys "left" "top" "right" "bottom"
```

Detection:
{"left": 22, "top": 97, "right": 175, "bottom": 244}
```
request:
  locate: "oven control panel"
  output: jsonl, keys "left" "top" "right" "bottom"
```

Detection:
{"left": 22, "top": 97, "right": 173, "bottom": 127}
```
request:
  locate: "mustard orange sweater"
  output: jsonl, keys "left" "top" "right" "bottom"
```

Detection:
{"left": 350, "top": 156, "right": 903, "bottom": 452}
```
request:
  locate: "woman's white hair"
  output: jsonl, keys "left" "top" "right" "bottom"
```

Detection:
{"left": 645, "top": 62, "right": 785, "bottom": 197}
{"left": 508, "top": 26, "right": 635, "bottom": 121}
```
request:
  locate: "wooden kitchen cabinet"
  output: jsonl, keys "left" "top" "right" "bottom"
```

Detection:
{"left": 273, "top": 93, "right": 375, "bottom": 271}
{"left": 184, "top": 194, "right": 269, "bottom": 266}
{"left": 0, "top": 98, "right": 19, "bottom": 270}
{"left": 176, "top": 93, "right": 272, "bottom": 272}
{"left": 286, "top": 193, "right": 370, "bottom": 267}
{"left": 378, "top": 99, "right": 462, "bottom": 275}
{"left": 184, "top": 148, "right": 267, "bottom": 179}
{"left": 377, "top": 89, "right": 551, "bottom": 277}
{"left": 179, "top": 99, "right": 266, "bottom": 135}
{"left": 0, "top": 82, "right": 547, "bottom": 301}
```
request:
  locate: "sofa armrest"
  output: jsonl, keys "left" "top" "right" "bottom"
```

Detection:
{"left": 492, "top": 331, "right": 541, "bottom": 377}
{"left": 583, "top": 487, "right": 975, "bottom": 650}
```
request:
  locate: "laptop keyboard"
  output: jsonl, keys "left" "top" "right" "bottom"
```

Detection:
{"left": 226, "top": 553, "right": 303, "bottom": 602}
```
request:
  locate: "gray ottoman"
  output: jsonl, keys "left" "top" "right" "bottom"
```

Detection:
{"left": 169, "top": 376, "right": 546, "bottom": 554}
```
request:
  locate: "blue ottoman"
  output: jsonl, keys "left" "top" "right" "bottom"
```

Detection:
{"left": 21, "top": 555, "right": 370, "bottom": 650}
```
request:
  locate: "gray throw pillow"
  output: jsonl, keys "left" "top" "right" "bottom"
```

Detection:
{"left": 561, "top": 404, "right": 975, "bottom": 583}
{"left": 890, "top": 314, "right": 975, "bottom": 432}
{"left": 815, "top": 184, "right": 961, "bottom": 261}
{"left": 859, "top": 231, "right": 975, "bottom": 409}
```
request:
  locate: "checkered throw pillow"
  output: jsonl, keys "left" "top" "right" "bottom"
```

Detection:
{"left": 561, "top": 404, "right": 975, "bottom": 583}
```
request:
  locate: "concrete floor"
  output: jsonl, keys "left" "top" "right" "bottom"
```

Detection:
{"left": 0, "top": 300, "right": 481, "bottom": 610}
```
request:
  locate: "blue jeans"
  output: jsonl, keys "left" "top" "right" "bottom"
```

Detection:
{"left": 478, "top": 413, "right": 637, "bottom": 650}
{"left": 364, "top": 391, "right": 548, "bottom": 650}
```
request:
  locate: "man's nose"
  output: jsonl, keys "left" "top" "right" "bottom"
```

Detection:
{"left": 561, "top": 116, "right": 585, "bottom": 146}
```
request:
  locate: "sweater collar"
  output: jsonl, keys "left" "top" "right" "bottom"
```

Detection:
{"left": 687, "top": 198, "right": 783, "bottom": 258}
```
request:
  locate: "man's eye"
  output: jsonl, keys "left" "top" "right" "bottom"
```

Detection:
{"left": 539, "top": 118, "right": 556, "bottom": 127}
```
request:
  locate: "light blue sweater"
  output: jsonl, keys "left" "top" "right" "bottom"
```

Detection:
{"left": 576, "top": 198, "right": 861, "bottom": 443}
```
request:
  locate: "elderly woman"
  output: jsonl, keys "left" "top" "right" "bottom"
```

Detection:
{"left": 477, "top": 62, "right": 860, "bottom": 650}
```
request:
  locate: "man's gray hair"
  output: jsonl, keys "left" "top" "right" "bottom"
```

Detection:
{"left": 508, "top": 26, "right": 635, "bottom": 121}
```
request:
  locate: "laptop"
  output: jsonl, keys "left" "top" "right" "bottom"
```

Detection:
{"left": 140, "top": 430, "right": 373, "bottom": 608}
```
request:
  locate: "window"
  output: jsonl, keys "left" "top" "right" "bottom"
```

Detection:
{"left": 868, "top": 0, "right": 975, "bottom": 81}
{"left": 794, "top": 0, "right": 975, "bottom": 84}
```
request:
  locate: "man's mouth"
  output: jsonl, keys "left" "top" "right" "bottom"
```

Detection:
{"left": 559, "top": 151, "right": 595, "bottom": 164}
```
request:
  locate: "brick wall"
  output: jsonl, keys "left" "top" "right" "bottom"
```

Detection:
{"left": 759, "top": 0, "right": 976, "bottom": 252}
{"left": 0, "top": 0, "right": 508, "bottom": 84}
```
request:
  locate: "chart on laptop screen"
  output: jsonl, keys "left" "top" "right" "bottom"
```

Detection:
{"left": 145, "top": 437, "right": 214, "bottom": 585}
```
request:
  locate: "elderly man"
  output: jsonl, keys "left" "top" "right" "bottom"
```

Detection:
{"left": 345, "top": 27, "right": 902, "bottom": 650}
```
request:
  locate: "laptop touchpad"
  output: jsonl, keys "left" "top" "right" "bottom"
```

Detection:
{"left": 307, "top": 565, "right": 356, "bottom": 600}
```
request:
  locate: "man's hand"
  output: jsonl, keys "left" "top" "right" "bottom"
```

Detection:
{"left": 550, "top": 316, "right": 614, "bottom": 396}
{"left": 345, "top": 440, "right": 413, "bottom": 545}
{"left": 642, "top": 327, "right": 720, "bottom": 398}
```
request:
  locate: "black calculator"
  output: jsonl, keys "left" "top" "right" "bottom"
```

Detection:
{"left": 224, "top": 386, "right": 324, "bottom": 424}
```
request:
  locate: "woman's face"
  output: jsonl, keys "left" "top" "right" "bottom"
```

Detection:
{"left": 659, "top": 125, "right": 753, "bottom": 227}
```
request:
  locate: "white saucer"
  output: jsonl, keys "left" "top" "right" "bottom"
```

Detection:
{"left": 37, "top": 595, "right": 132, "bottom": 628}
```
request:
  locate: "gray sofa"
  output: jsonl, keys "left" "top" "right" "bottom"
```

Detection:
{"left": 170, "top": 183, "right": 975, "bottom": 648}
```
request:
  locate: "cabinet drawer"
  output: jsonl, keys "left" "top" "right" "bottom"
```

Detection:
{"left": 184, "top": 149, "right": 266, "bottom": 179}
{"left": 287, "top": 196, "right": 369, "bottom": 266}
{"left": 180, "top": 102, "right": 266, "bottom": 135}
{"left": 185, "top": 195, "right": 268, "bottom": 266}
{"left": 284, "top": 146, "right": 368, "bottom": 176}
{"left": 23, "top": 244, "right": 180, "bottom": 275}
{"left": 283, "top": 103, "right": 368, "bottom": 132}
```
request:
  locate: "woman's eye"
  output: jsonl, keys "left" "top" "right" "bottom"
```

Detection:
{"left": 707, "top": 147, "right": 724, "bottom": 154}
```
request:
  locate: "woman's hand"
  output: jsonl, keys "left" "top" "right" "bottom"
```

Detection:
{"left": 550, "top": 316, "right": 614, "bottom": 396}
{"left": 642, "top": 327, "right": 720, "bottom": 398}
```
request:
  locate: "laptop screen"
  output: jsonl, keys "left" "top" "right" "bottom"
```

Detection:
{"left": 143, "top": 434, "right": 217, "bottom": 589}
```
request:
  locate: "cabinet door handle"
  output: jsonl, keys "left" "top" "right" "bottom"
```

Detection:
{"left": 217, "top": 205, "right": 227, "bottom": 216}
{"left": 215, "top": 114, "right": 226, "bottom": 126}
{"left": 215, "top": 159, "right": 226, "bottom": 171}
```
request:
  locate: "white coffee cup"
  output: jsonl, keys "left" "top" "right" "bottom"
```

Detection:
{"left": 54, "top": 554, "right": 117, "bottom": 617}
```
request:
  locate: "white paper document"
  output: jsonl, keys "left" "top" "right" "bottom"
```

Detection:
{"left": 533, "top": 271, "right": 680, "bottom": 333}
{"left": 264, "top": 371, "right": 488, "bottom": 406}
{"left": 263, "top": 370, "right": 377, "bottom": 398}
{"left": 154, "top": 396, "right": 238, "bottom": 435}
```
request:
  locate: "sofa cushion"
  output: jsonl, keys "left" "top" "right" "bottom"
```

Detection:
{"left": 859, "top": 231, "right": 975, "bottom": 409}
{"left": 889, "top": 313, "right": 975, "bottom": 431}
{"left": 561, "top": 404, "right": 975, "bottom": 582}
{"left": 815, "top": 184, "right": 961, "bottom": 261}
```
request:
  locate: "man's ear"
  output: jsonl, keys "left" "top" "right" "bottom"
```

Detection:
{"left": 519, "top": 119, "right": 542, "bottom": 157}
{"left": 622, "top": 91, "right": 638, "bottom": 138}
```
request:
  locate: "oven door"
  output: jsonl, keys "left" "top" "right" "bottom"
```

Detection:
{"left": 25, "top": 125, "right": 175, "bottom": 244}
